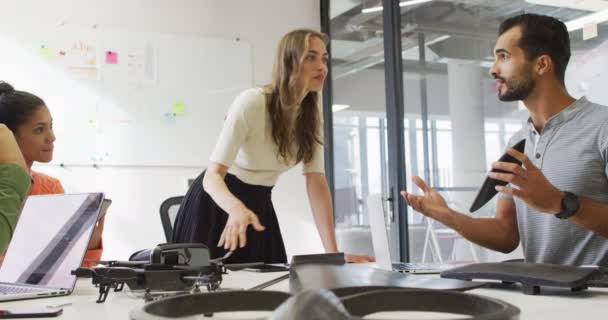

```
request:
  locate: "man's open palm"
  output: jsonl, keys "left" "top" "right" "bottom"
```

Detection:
{"left": 400, "top": 176, "right": 451, "bottom": 220}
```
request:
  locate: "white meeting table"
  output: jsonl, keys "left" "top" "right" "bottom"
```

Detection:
{"left": 1, "top": 267, "right": 606, "bottom": 319}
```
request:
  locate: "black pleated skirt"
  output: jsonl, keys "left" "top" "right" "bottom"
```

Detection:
{"left": 171, "top": 170, "right": 287, "bottom": 264}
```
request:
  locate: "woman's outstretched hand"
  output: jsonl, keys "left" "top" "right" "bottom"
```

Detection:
{"left": 345, "top": 253, "right": 376, "bottom": 263}
{"left": 218, "top": 204, "right": 266, "bottom": 252}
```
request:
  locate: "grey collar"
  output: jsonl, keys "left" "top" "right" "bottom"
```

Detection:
{"left": 527, "top": 96, "right": 587, "bottom": 132}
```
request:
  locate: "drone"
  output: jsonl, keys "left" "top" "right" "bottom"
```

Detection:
{"left": 72, "top": 243, "right": 230, "bottom": 303}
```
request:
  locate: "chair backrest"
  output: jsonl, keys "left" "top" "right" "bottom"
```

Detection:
{"left": 159, "top": 196, "right": 184, "bottom": 243}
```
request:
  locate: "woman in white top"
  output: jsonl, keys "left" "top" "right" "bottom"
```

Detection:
{"left": 172, "top": 29, "right": 374, "bottom": 264}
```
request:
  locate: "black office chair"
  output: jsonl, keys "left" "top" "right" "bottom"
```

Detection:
{"left": 159, "top": 196, "right": 184, "bottom": 243}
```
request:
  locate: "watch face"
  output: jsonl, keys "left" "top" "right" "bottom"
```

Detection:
{"left": 564, "top": 194, "right": 578, "bottom": 211}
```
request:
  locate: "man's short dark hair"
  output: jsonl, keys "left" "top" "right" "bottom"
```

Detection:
{"left": 498, "top": 13, "right": 571, "bottom": 84}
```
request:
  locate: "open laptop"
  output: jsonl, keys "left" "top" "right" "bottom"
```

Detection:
{"left": 368, "top": 195, "right": 465, "bottom": 274}
{"left": 0, "top": 193, "right": 105, "bottom": 301}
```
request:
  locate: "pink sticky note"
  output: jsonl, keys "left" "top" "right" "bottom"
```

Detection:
{"left": 105, "top": 51, "right": 118, "bottom": 64}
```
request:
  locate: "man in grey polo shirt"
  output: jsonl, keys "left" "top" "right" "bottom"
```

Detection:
{"left": 401, "top": 13, "right": 608, "bottom": 266}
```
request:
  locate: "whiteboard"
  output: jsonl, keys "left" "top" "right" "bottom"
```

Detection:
{"left": 0, "top": 28, "right": 252, "bottom": 167}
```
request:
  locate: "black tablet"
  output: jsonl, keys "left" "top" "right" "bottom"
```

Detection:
{"left": 469, "top": 139, "right": 526, "bottom": 212}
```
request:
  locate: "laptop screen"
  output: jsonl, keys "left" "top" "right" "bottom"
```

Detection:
{"left": 0, "top": 193, "right": 103, "bottom": 289}
{"left": 367, "top": 194, "right": 393, "bottom": 271}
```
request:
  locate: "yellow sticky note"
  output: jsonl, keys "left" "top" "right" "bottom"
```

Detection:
{"left": 88, "top": 119, "right": 99, "bottom": 129}
{"left": 39, "top": 46, "right": 52, "bottom": 58}
{"left": 172, "top": 102, "right": 185, "bottom": 115}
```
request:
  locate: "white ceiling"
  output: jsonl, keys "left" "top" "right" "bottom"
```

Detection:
{"left": 331, "top": 0, "right": 608, "bottom": 16}
{"left": 526, "top": 0, "right": 608, "bottom": 11}
{"left": 331, "top": 0, "right": 361, "bottom": 18}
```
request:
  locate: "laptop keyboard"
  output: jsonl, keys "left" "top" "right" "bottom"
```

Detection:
{"left": 392, "top": 262, "right": 440, "bottom": 272}
{"left": 0, "top": 284, "right": 46, "bottom": 295}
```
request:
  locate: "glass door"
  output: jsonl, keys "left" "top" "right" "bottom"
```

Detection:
{"left": 326, "top": 0, "right": 394, "bottom": 258}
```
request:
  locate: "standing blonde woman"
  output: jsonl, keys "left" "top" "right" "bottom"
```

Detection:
{"left": 172, "top": 29, "right": 374, "bottom": 264}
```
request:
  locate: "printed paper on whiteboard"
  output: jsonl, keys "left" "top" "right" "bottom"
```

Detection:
{"left": 66, "top": 40, "right": 99, "bottom": 80}
{"left": 127, "top": 40, "right": 157, "bottom": 86}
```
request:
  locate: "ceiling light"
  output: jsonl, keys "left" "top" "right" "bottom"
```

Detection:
{"left": 525, "top": 0, "right": 608, "bottom": 12}
{"left": 332, "top": 104, "right": 351, "bottom": 112}
{"left": 565, "top": 9, "right": 608, "bottom": 31}
{"left": 362, "top": 0, "right": 434, "bottom": 14}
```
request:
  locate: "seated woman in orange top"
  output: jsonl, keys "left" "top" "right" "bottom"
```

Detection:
{"left": 0, "top": 81, "right": 104, "bottom": 267}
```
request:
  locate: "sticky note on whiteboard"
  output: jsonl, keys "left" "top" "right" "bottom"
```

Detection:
{"left": 164, "top": 112, "right": 176, "bottom": 124}
{"left": 105, "top": 51, "right": 118, "bottom": 64}
{"left": 172, "top": 102, "right": 186, "bottom": 115}
{"left": 583, "top": 22, "right": 598, "bottom": 40}
{"left": 39, "top": 46, "right": 52, "bottom": 58}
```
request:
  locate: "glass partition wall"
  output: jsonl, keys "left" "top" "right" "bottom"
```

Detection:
{"left": 324, "top": 0, "right": 608, "bottom": 263}
{"left": 325, "top": 0, "right": 393, "bottom": 258}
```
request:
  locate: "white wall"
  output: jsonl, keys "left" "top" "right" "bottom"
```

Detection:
{"left": 0, "top": 0, "right": 324, "bottom": 260}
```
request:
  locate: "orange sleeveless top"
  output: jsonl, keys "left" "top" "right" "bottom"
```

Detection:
{"left": 30, "top": 171, "right": 64, "bottom": 195}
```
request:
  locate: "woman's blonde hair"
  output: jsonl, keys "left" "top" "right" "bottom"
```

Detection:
{"left": 264, "top": 29, "right": 328, "bottom": 164}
